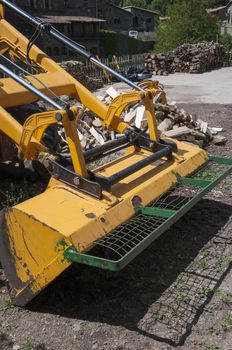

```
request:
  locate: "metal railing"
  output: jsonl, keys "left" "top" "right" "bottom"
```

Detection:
{"left": 83, "top": 53, "right": 146, "bottom": 83}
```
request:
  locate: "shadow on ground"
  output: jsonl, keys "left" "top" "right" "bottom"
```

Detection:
{"left": 25, "top": 199, "right": 232, "bottom": 347}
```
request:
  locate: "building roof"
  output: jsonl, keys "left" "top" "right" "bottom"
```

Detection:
{"left": 41, "top": 16, "right": 105, "bottom": 24}
{"left": 160, "top": 16, "right": 170, "bottom": 21}
{"left": 105, "top": 2, "right": 132, "bottom": 15}
{"left": 123, "top": 6, "right": 160, "bottom": 16}
{"left": 207, "top": 0, "right": 232, "bottom": 13}
{"left": 207, "top": 5, "right": 227, "bottom": 13}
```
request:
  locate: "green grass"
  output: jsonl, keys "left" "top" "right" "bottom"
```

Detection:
{"left": 202, "top": 343, "right": 220, "bottom": 350}
{"left": 224, "top": 313, "right": 232, "bottom": 327}
{"left": 22, "top": 339, "right": 32, "bottom": 350}
{"left": 0, "top": 298, "right": 13, "bottom": 308}
{"left": 171, "top": 304, "right": 180, "bottom": 317}
{"left": 204, "top": 304, "right": 213, "bottom": 313}
{"left": 208, "top": 325, "right": 221, "bottom": 336}
{"left": 0, "top": 182, "right": 29, "bottom": 208}
{"left": 215, "top": 289, "right": 232, "bottom": 305}
{"left": 175, "top": 293, "right": 191, "bottom": 303}
{"left": 199, "top": 259, "right": 209, "bottom": 270}
{"left": 0, "top": 327, "right": 13, "bottom": 348}
{"left": 195, "top": 167, "right": 219, "bottom": 181}
{"left": 176, "top": 283, "right": 190, "bottom": 292}
{"left": 207, "top": 313, "right": 232, "bottom": 336}
{"left": 215, "top": 256, "right": 231, "bottom": 272}
{"left": 154, "top": 310, "right": 164, "bottom": 321}
{"left": 197, "top": 287, "right": 212, "bottom": 299}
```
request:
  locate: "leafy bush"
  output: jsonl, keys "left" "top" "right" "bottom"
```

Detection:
{"left": 219, "top": 32, "right": 232, "bottom": 51}
{"left": 100, "top": 30, "right": 144, "bottom": 55}
{"left": 155, "top": 0, "right": 219, "bottom": 52}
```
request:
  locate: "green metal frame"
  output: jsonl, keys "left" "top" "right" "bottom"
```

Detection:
{"left": 64, "top": 156, "right": 232, "bottom": 271}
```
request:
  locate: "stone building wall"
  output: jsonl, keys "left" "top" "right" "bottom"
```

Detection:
{"left": 123, "top": 6, "right": 158, "bottom": 32}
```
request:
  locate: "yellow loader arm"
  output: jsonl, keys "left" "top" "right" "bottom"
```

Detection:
{"left": 0, "top": 0, "right": 231, "bottom": 307}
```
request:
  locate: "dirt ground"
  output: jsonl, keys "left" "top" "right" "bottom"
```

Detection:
{"left": 0, "top": 103, "right": 232, "bottom": 350}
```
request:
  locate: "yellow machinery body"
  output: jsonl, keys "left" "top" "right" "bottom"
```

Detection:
{"left": 0, "top": 2, "right": 226, "bottom": 307}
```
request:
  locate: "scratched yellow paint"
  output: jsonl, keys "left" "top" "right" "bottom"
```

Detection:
{"left": 0, "top": 3, "right": 208, "bottom": 305}
{"left": 4, "top": 142, "right": 207, "bottom": 305}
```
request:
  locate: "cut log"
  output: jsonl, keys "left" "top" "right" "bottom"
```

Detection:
{"left": 158, "top": 118, "right": 173, "bottom": 133}
{"left": 213, "top": 135, "right": 228, "bottom": 145}
{"left": 163, "top": 126, "right": 192, "bottom": 138}
{"left": 0, "top": 131, "right": 16, "bottom": 162}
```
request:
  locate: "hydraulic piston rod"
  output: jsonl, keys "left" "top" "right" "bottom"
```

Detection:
{"left": 0, "top": 63, "right": 63, "bottom": 110}
{"left": 0, "top": 0, "right": 143, "bottom": 91}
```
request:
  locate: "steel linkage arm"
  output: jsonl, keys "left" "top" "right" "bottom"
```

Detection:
{"left": 0, "top": 0, "right": 143, "bottom": 91}
{"left": 0, "top": 62, "right": 88, "bottom": 177}
{"left": 0, "top": 1, "right": 163, "bottom": 142}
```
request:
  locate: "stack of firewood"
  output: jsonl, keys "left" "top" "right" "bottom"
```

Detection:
{"left": 59, "top": 60, "right": 103, "bottom": 91}
{"left": 145, "top": 42, "right": 225, "bottom": 75}
{"left": 154, "top": 102, "right": 226, "bottom": 147}
{"left": 55, "top": 87, "right": 227, "bottom": 153}
{"left": 0, "top": 132, "right": 15, "bottom": 162}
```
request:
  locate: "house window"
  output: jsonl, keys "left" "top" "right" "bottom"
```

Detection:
{"left": 133, "top": 16, "right": 138, "bottom": 27}
{"left": 145, "top": 18, "right": 152, "bottom": 31}
{"left": 90, "top": 47, "right": 97, "bottom": 55}
{"left": 44, "top": 0, "right": 50, "bottom": 9}
{"left": 71, "top": 22, "right": 74, "bottom": 34}
{"left": 81, "top": 23, "right": 86, "bottom": 33}
{"left": 29, "top": 0, "right": 37, "bottom": 9}
{"left": 114, "top": 18, "right": 120, "bottom": 24}
{"left": 54, "top": 47, "right": 60, "bottom": 56}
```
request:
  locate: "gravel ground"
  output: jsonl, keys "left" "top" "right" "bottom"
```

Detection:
{"left": 0, "top": 101, "right": 232, "bottom": 350}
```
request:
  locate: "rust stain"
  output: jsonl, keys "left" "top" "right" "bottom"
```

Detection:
{"left": 85, "top": 212, "right": 96, "bottom": 219}
{"left": 22, "top": 230, "right": 39, "bottom": 266}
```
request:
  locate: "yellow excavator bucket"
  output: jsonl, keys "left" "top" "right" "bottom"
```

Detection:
{"left": 0, "top": 0, "right": 231, "bottom": 306}
{"left": 0, "top": 141, "right": 207, "bottom": 306}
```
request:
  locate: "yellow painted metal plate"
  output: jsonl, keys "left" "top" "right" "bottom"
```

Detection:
{"left": 12, "top": 142, "right": 207, "bottom": 252}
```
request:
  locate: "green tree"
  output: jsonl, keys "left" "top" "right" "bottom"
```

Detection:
{"left": 156, "top": 0, "right": 219, "bottom": 52}
{"left": 108, "top": 0, "right": 228, "bottom": 11}
{"left": 123, "top": 0, "right": 146, "bottom": 7}
{"left": 209, "top": 0, "right": 228, "bottom": 6}
{"left": 219, "top": 32, "right": 232, "bottom": 51}
{"left": 107, "top": 0, "right": 123, "bottom": 5}
{"left": 148, "top": 0, "right": 173, "bottom": 14}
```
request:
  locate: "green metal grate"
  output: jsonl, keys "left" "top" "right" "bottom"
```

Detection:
{"left": 150, "top": 184, "right": 201, "bottom": 212}
{"left": 191, "top": 159, "right": 229, "bottom": 181}
{"left": 91, "top": 214, "right": 166, "bottom": 259}
{"left": 64, "top": 157, "right": 232, "bottom": 271}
